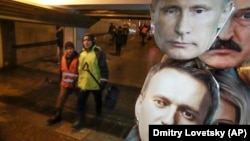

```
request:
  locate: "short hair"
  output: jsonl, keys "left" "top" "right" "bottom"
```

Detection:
{"left": 56, "top": 25, "right": 61, "bottom": 30}
{"left": 140, "top": 58, "right": 220, "bottom": 124}
{"left": 64, "top": 41, "right": 74, "bottom": 49}
{"left": 82, "top": 33, "right": 96, "bottom": 45}
{"left": 214, "top": 70, "right": 250, "bottom": 124}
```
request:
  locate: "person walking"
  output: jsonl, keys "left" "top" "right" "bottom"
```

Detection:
{"left": 123, "top": 24, "right": 129, "bottom": 45}
{"left": 114, "top": 26, "right": 125, "bottom": 56}
{"left": 72, "top": 33, "right": 109, "bottom": 129}
{"left": 47, "top": 41, "right": 79, "bottom": 125}
{"left": 139, "top": 23, "right": 149, "bottom": 46}
{"left": 108, "top": 23, "right": 116, "bottom": 45}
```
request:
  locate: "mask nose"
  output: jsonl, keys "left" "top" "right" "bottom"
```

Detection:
{"left": 174, "top": 13, "right": 191, "bottom": 37}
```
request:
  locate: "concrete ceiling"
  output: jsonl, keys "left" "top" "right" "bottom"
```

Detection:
{"left": 0, "top": 0, "right": 151, "bottom": 27}
{"left": 14, "top": 0, "right": 151, "bottom": 20}
{"left": 57, "top": 4, "right": 151, "bottom": 19}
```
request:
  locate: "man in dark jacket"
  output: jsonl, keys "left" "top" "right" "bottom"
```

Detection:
{"left": 56, "top": 26, "right": 64, "bottom": 63}
{"left": 108, "top": 23, "right": 116, "bottom": 45}
{"left": 114, "top": 26, "right": 126, "bottom": 56}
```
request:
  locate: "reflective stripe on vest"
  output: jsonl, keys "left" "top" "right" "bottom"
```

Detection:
{"left": 62, "top": 72, "right": 78, "bottom": 83}
{"left": 60, "top": 55, "right": 78, "bottom": 88}
{"left": 62, "top": 72, "right": 78, "bottom": 77}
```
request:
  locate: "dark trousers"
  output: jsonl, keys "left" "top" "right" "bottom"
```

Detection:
{"left": 76, "top": 89, "right": 103, "bottom": 120}
{"left": 55, "top": 86, "right": 74, "bottom": 111}
{"left": 115, "top": 43, "right": 122, "bottom": 56}
{"left": 140, "top": 33, "right": 146, "bottom": 45}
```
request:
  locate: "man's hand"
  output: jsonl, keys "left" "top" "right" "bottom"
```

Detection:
{"left": 100, "top": 81, "right": 107, "bottom": 90}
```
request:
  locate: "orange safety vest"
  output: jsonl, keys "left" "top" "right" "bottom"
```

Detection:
{"left": 60, "top": 55, "right": 78, "bottom": 88}
{"left": 141, "top": 26, "right": 148, "bottom": 34}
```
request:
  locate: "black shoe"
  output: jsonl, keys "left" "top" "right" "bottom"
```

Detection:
{"left": 72, "top": 120, "right": 84, "bottom": 129}
{"left": 47, "top": 116, "right": 61, "bottom": 125}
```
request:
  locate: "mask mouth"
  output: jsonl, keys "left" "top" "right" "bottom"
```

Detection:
{"left": 209, "top": 38, "right": 242, "bottom": 52}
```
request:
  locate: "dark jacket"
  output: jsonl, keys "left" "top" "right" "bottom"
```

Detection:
{"left": 56, "top": 29, "right": 64, "bottom": 48}
{"left": 94, "top": 46, "right": 109, "bottom": 81}
{"left": 125, "top": 125, "right": 141, "bottom": 141}
{"left": 114, "top": 29, "right": 125, "bottom": 45}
